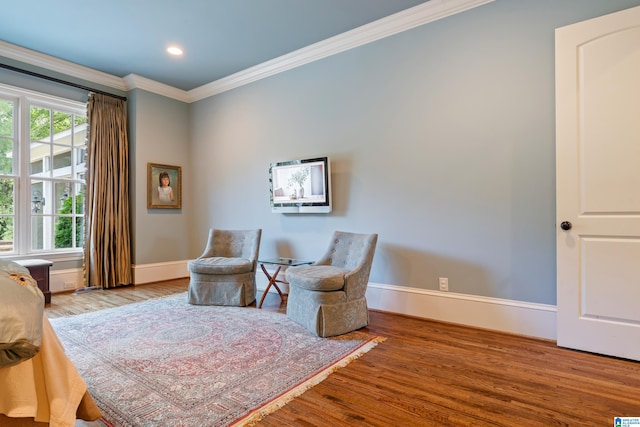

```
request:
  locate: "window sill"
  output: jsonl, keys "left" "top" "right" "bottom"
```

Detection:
{"left": 1, "top": 251, "right": 83, "bottom": 264}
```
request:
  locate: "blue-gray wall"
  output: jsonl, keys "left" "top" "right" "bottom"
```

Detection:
{"left": 188, "top": 0, "right": 640, "bottom": 305}
{"left": 129, "top": 89, "right": 191, "bottom": 265}
{"left": 0, "top": 59, "right": 101, "bottom": 103}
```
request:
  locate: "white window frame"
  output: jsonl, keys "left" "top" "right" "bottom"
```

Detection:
{"left": 0, "top": 82, "right": 86, "bottom": 260}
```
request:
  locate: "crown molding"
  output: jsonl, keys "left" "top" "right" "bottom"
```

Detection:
{"left": 122, "top": 74, "right": 191, "bottom": 103}
{"left": 187, "top": 0, "right": 494, "bottom": 102}
{"left": 0, "top": 0, "right": 493, "bottom": 104}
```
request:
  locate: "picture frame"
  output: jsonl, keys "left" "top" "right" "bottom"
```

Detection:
{"left": 147, "top": 163, "right": 182, "bottom": 209}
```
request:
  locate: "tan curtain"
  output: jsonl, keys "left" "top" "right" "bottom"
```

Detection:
{"left": 84, "top": 93, "right": 132, "bottom": 288}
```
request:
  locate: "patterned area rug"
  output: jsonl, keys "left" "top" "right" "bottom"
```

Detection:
{"left": 49, "top": 293, "right": 383, "bottom": 427}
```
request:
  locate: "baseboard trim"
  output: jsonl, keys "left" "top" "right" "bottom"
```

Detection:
{"left": 132, "top": 261, "right": 189, "bottom": 284}
{"left": 366, "top": 282, "right": 557, "bottom": 340}
{"left": 50, "top": 268, "right": 85, "bottom": 293}
{"left": 50, "top": 262, "right": 557, "bottom": 340}
{"left": 49, "top": 261, "right": 191, "bottom": 292}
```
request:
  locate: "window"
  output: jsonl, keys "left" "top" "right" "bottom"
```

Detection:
{"left": 0, "top": 83, "right": 87, "bottom": 256}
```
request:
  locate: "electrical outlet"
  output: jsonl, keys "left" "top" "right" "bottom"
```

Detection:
{"left": 64, "top": 281, "right": 76, "bottom": 289}
{"left": 439, "top": 277, "right": 449, "bottom": 292}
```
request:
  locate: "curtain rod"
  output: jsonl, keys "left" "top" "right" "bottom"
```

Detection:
{"left": 0, "top": 62, "right": 127, "bottom": 101}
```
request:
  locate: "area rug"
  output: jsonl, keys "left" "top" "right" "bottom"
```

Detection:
{"left": 49, "top": 293, "right": 383, "bottom": 427}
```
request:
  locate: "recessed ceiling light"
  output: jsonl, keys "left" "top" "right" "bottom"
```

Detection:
{"left": 167, "top": 46, "right": 183, "bottom": 56}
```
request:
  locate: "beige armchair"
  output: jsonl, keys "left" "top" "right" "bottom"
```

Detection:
{"left": 187, "top": 229, "right": 262, "bottom": 306}
{"left": 285, "top": 231, "right": 378, "bottom": 337}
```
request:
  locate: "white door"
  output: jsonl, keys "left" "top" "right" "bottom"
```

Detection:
{"left": 556, "top": 5, "right": 640, "bottom": 360}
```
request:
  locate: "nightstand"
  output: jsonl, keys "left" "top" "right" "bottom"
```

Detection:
{"left": 15, "top": 259, "right": 53, "bottom": 305}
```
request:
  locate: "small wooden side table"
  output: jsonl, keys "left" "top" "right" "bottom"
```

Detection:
{"left": 15, "top": 259, "right": 53, "bottom": 305}
{"left": 257, "top": 258, "right": 312, "bottom": 308}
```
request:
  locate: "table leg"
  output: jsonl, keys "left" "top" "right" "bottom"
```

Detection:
{"left": 258, "top": 264, "right": 285, "bottom": 308}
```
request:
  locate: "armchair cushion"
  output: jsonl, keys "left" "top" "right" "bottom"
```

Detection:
{"left": 188, "top": 257, "right": 253, "bottom": 275}
{"left": 285, "top": 265, "right": 349, "bottom": 292}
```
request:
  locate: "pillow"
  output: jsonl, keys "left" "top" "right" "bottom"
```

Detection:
{"left": 0, "top": 259, "right": 44, "bottom": 368}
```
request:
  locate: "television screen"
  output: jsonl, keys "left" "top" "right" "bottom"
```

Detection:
{"left": 269, "top": 157, "right": 331, "bottom": 213}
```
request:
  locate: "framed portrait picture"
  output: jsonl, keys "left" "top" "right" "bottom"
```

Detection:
{"left": 147, "top": 163, "right": 182, "bottom": 209}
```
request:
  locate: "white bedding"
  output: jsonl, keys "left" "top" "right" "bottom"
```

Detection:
{"left": 0, "top": 260, "right": 101, "bottom": 426}
{"left": 0, "top": 259, "right": 44, "bottom": 368}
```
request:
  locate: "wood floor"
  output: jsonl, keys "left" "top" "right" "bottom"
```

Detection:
{"left": 46, "top": 280, "right": 640, "bottom": 427}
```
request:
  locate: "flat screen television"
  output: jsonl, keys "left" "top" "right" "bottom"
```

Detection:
{"left": 269, "top": 156, "right": 332, "bottom": 213}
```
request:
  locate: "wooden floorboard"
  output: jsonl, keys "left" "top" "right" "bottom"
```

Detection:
{"left": 45, "top": 280, "right": 640, "bottom": 427}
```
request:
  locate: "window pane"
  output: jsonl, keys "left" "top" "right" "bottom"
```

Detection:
{"left": 54, "top": 215, "right": 72, "bottom": 249}
{"left": 0, "top": 178, "right": 14, "bottom": 214}
{"left": 0, "top": 99, "right": 13, "bottom": 138}
{"left": 76, "top": 183, "right": 85, "bottom": 215}
{"left": 30, "top": 181, "right": 46, "bottom": 214}
{"left": 55, "top": 182, "right": 72, "bottom": 212}
{"left": 31, "top": 215, "right": 52, "bottom": 251}
{"left": 53, "top": 148, "right": 72, "bottom": 171}
{"left": 75, "top": 146, "right": 86, "bottom": 172}
{"left": 30, "top": 142, "right": 49, "bottom": 175}
{"left": 0, "top": 177, "right": 15, "bottom": 254}
{"left": 54, "top": 208, "right": 83, "bottom": 249}
{"left": 76, "top": 217, "right": 84, "bottom": 248}
{"left": 0, "top": 138, "right": 14, "bottom": 174}
{"left": 52, "top": 111, "right": 72, "bottom": 146}
{"left": 75, "top": 122, "right": 87, "bottom": 146}
{"left": 30, "top": 106, "right": 51, "bottom": 141}
{"left": 74, "top": 115, "right": 87, "bottom": 127}
{"left": 0, "top": 216, "right": 13, "bottom": 253}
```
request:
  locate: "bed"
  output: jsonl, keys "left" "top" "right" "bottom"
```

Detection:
{"left": 0, "top": 259, "right": 101, "bottom": 427}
